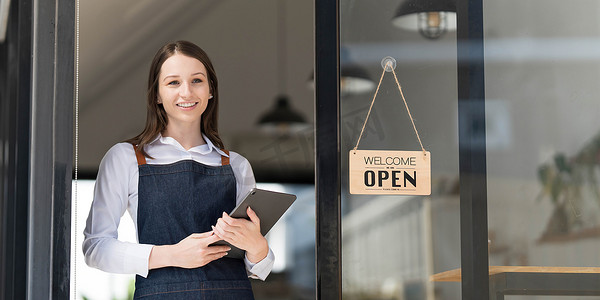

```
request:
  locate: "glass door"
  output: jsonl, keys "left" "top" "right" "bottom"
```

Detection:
{"left": 315, "top": 0, "right": 492, "bottom": 298}
{"left": 339, "top": 1, "right": 460, "bottom": 299}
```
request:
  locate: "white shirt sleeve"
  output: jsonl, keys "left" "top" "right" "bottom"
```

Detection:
{"left": 244, "top": 249, "right": 275, "bottom": 280}
{"left": 82, "top": 143, "right": 154, "bottom": 278}
{"left": 230, "top": 152, "right": 275, "bottom": 281}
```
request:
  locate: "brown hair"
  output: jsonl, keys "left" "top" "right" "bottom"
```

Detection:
{"left": 126, "top": 40, "right": 224, "bottom": 157}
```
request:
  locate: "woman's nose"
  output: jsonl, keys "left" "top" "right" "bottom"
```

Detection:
{"left": 179, "top": 82, "right": 192, "bottom": 99}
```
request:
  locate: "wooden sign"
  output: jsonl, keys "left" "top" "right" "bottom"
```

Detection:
{"left": 349, "top": 150, "right": 431, "bottom": 195}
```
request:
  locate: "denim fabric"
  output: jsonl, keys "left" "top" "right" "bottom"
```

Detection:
{"left": 134, "top": 159, "right": 254, "bottom": 299}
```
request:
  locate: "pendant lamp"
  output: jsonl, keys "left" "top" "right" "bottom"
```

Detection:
{"left": 307, "top": 65, "right": 375, "bottom": 95}
{"left": 258, "top": 0, "right": 307, "bottom": 133}
{"left": 258, "top": 95, "right": 306, "bottom": 133}
{"left": 392, "top": 0, "right": 457, "bottom": 40}
{"left": 340, "top": 64, "right": 376, "bottom": 94}
{"left": 307, "top": 47, "right": 375, "bottom": 95}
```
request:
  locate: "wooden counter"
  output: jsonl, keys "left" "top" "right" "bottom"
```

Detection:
{"left": 431, "top": 266, "right": 600, "bottom": 282}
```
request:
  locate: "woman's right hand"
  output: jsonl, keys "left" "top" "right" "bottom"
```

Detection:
{"left": 148, "top": 231, "right": 230, "bottom": 270}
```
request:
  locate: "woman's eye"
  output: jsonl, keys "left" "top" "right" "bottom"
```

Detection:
{"left": 192, "top": 78, "right": 203, "bottom": 83}
{"left": 168, "top": 80, "right": 179, "bottom": 85}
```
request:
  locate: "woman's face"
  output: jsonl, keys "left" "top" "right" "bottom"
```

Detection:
{"left": 157, "top": 54, "right": 212, "bottom": 129}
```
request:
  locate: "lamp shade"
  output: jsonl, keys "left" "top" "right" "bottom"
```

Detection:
{"left": 307, "top": 64, "right": 375, "bottom": 94}
{"left": 258, "top": 95, "right": 306, "bottom": 125}
{"left": 392, "top": 0, "right": 457, "bottom": 39}
{"left": 341, "top": 64, "right": 376, "bottom": 94}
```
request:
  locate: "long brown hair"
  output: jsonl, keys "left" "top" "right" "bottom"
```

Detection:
{"left": 126, "top": 40, "right": 224, "bottom": 157}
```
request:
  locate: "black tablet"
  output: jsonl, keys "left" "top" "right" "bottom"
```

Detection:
{"left": 211, "top": 188, "right": 296, "bottom": 258}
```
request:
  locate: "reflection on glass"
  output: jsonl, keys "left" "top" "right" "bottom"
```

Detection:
{"left": 484, "top": 0, "right": 600, "bottom": 299}
{"left": 341, "top": 1, "right": 460, "bottom": 299}
{"left": 253, "top": 183, "right": 316, "bottom": 300}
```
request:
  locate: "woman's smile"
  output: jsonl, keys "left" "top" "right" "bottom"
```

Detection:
{"left": 176, "top": 102, "right": 199, "bottom": 109}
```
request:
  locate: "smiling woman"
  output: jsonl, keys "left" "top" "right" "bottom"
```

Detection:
{"left": 82, "top": 41, "right": 274, "bottom": 299}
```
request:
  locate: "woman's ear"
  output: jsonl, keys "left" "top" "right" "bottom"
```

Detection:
{"left": 157, "top": 96, "right": 162, "bottom": 104}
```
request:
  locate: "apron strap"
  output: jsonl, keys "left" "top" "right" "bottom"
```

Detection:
{"left": 221, "top": 149, "right": 230, "bottom": 166}
{"left": 132, "top": 144, "right": 147, "bottom": 166}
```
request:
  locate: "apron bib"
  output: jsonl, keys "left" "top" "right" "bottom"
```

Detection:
{"left": 131, "top": 144, "right": 254, "bottom": 299}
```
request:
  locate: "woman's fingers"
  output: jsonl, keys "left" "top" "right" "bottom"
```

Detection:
{"left": 206, "top": 244, "right": 230, "bottom": 254}
{"left": 246, "top": 206, "right": 261, "bottom": 227}
{"left": 189, "top": 231, "right": 214, "bottom": 239}
{"left": 206, "top": 250, "right": 229, "bottom": 262}
{"left": 203, "top": 231, "right": 223, "bottom": 245}
{"left": 215, "top": 218, "right": 241, "bottom": 235}
{"left": 212, "top": 224, "right": 236, "bottom": 242}
{"left": 221, "top": 212, "right": 243, "bottom": 227}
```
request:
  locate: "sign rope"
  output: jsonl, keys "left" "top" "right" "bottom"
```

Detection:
{"left": 353, "top": 57, "right": 426, "bottom": 156}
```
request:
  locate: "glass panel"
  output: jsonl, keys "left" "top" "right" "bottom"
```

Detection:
{"left": 484, "top": 0, "right": 600, "bottom": 299}
{"left": 340, "top": 1, "right": 460, "bottom": 299}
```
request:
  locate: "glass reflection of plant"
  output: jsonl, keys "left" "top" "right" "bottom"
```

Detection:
{"left": 537, "top": 134, "right": 600, "bottom": 239}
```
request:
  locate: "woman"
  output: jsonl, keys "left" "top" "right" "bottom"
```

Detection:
{"left": 83, "top": 40, "right": 273, "bottom": 299}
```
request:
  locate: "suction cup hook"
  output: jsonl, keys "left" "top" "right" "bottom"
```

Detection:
{"left": 381, "top": 56, "right": 397, "bottom": 72}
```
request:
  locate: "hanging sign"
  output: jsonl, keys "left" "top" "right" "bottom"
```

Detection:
{"left": 349, "top": 57, "right": 431, "bottom": 195}
{"left": 349, "top": 150, "right": 431, "bottom": 195}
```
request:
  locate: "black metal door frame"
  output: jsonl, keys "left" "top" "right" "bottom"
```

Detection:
{"left": 314, "top": 0, "right": 489, "bottom": 299}
{"left": 315, "top": 0, "right": 341, "bottom": 299}
{"left": 0, "top": 0, "right": 74, "bottom": 299}
{"left": 0, "top": 1, "right": 32, "bottom": 299}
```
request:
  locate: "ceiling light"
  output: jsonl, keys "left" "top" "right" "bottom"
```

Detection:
{"left": 258, "top": 0, "right": 308, "bottom": 133}
{"left": 258, "top": 95, "right": 307, "bottom": 134}
{"left": 392, "top": 0, "right": 456, "bottom": 40}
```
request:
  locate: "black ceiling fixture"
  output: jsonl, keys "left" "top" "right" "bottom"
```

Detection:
{"left": 258, "top": 0, "right": 307, "bottom": 133}
{"left": 392, "top": 0, "right": 457, "bottom": 40}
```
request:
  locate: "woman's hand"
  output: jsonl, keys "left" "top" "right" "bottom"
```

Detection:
{"left": 148, "top": 231, "right": 230, "bottom": 270}
{"left": 212, "top": 207, "right": 269, "bottom": 263}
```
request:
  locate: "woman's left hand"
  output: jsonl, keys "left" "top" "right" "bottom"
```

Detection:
{"left": 213, "top": 207, "right": 269, "bottom": 263}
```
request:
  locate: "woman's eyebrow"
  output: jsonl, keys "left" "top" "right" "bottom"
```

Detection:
{"left": 162, "top": 74, "right": 180, "bottom": 82}
{"left": 162, "top": 72, "right": 206, "bottom": 82}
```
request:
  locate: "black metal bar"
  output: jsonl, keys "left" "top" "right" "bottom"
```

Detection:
{"left": 28, "top": 0, "right": 57, "bottom": 296}
{"left": 52, "top": 0, "right": 74, "bottom": 298}
{"left": 1, "top": 0, "right": 33, "bottom": 299}
{"left": 456, "top": 0, "right": 489, "bottom": 298}
{"left": 315, "top": 0, "right": 341, "bottom": 299}
{"left": 28, "top": 0, "right": 74, "bottom": 298}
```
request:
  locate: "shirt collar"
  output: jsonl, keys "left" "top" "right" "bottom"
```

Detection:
{"left": 151, "top": 133, "right": 229, "bottom": 157}
{"left": 200, "top": 134, "right": 229, "bottom": 157}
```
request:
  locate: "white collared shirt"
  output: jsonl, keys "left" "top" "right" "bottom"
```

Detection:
{"left": 82, "top": 134, "right": 274, "bottom": 280}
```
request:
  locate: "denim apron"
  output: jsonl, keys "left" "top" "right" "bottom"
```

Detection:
{"left": 131, "top": 144, "right": 254, "bottom": 299}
